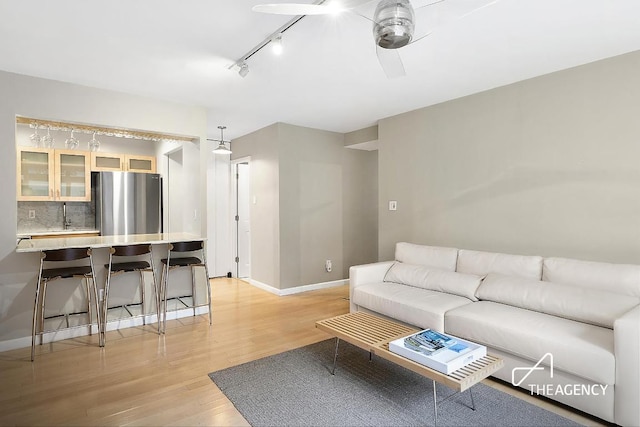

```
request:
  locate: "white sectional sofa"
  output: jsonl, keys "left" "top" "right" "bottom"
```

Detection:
{"left": 349, "top": 242, "right": 640, "bottom": 426}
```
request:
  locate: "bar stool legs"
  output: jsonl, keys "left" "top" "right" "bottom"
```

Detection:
{"left": 102, "top": 245, "right": 160, "bottom": 346}
{"left": 31, "top": 248, "right": 100, "bottom": 361}
{"left": 159, "top": 240, "right": 212, "bottom": 334}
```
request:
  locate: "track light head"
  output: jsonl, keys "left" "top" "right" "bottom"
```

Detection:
{"left": 271, "top": 34, "right": 283, "bottom": 55}
{"left": 238, "top": 62, "right": 249, "bottom": 78}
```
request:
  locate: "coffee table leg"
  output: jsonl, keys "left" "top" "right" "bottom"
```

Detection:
{"left": 433, "top": 380, "right": 438, "bottom": 426}
{"left": 432, "top": 385, "right": 475, "bottom": 426}
{"left": 331, "top": 337, "right": 340, "bottom": 375}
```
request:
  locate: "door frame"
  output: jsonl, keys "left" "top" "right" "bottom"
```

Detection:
{"left": 231, "top": 156, "right": 251, "bottom": 278}
{"left": 165, "top": 147, "right": 184, "bottom": 234}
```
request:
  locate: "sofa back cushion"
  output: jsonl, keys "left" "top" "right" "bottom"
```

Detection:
{"left": 477, "top": 273, "right": 640, "bottom": 328}
{"left": 384, "top": 262, "right": 482, "bottom": 301}
{"left": 456, "top": 249, "right": 543, "bottom": 280}
{"left": 395, "top": 242, "right": 458, "bottom": 271}
{"left": 543, "top": 257, "right": 640, "bottom": 298}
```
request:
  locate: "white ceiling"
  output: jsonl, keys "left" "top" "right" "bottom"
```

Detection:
{"left": 1, "top": 0, "right": 639, "bottom": 140}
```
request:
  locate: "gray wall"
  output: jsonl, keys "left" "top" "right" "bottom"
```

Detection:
{"left": 342, "top": 147, "right": 378, "bottom": 277}
{"left": 232, "top": 123, "right": 378, "bottom": 290}
{"left": 378, "top": 50, "right": 640, "bottom": 264}
{"left": 0, "top": 70, "right": 207, "bottom": 344}
{"left": 230, "top": 124, "right": 281, "bottom": 288}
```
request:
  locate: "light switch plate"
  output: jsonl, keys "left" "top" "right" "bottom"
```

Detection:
{"left": 389, "top": 201, "right": 397, "bottom": 211}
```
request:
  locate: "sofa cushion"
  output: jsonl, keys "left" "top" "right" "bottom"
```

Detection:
{"left": 457, "top": 249, "right": 543, "bottom": 280}
{"left": 543, "top": 257, "right": 640, "bottom": 298}
{"left": 476, "top": 273, "right": 639, "bottom": 329}
{"left": 352, "top": 282, "right": 473, "bottom": 332}
{"left": 395, "top": 242, "right": 458, "bottom": 271}
{"left": 384, "top": 262, "right": 482, "bottom": 301}
{"left": 445, "top": 301, "right": 615, "bottom": 385}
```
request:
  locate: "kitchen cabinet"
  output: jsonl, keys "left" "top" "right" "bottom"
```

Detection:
{"left": 16, "top": 148, "right": 55, "bottom": 201}
{"left": 90, "top": 153, "right": 156, "bottom": 173}
{"left": 17, "top": 147, "right": 91, "bottom": 202}
{"left": 91, "top": 152, "right": 124, "bottom": 171}
{"left": 125, "top": 155, "right": 156, "bottom": 173}
{"left": 55, "top": 149, "right": 91, "bottom": 201}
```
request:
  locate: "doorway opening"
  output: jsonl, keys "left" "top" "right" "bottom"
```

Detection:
{"left": 232, "top": 159, "right": 251, "bottom": 278}
{"left": 166, "top": 148, "right": 184, "bottom": 233}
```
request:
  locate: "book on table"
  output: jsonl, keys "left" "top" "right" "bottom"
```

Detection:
{"left": 389, "top": 329, "right": 486, "bottom": 374}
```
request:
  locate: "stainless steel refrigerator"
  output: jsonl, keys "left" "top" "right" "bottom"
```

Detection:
{"left": 93, "top": 171, "right": 162, "bottom": 236}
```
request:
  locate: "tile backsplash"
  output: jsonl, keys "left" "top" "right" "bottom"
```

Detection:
{"left": 17, "top": 201, "right": 95, "bottom": 233}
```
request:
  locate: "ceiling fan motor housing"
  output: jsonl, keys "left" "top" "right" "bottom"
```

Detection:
{"left": 373, "top": 0, "right": 415, "bottom": 49}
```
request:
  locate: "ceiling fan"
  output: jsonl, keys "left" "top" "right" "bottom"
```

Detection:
{"left": 253, "top": 0, "right": 497, "bottom": 78}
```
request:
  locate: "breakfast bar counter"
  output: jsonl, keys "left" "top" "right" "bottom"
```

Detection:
{"left": 19, "top": 232, "right": 210, "bottom": 358}
{"left": 16, "top": 232, "right": 204, "bottom": 253}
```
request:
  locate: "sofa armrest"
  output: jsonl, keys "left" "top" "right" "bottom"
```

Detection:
{"left": 614, "top": 304, "right": 640, "bottom": 427}
{"left": 349, "top": 261, "right": 395, "bottom": 312}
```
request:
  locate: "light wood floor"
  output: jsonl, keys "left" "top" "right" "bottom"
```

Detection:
{"left": 0, "top": 278, "right": 605, "bottom": 426}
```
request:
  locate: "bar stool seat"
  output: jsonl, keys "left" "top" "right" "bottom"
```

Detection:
{"left": 32, "top": 247, "right": 100, "bottom": 361}
{"left": 159, "top": 240, "right": 212, "bottom": 334}
{"left": 103, "top": 244, "right": 160, "bottom": 345}
{"left": 42, "top": 265, "right": 94, "bottom": 280}
{"left": 108, "top": 261, "right": 151, "bottom": 272}
{"left": 160, "top": 257, "right": 202, "bottom": 268}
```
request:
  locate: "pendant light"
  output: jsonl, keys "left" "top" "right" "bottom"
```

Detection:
{"left": 209, "top": 126, "right": 232, "bottom": 155}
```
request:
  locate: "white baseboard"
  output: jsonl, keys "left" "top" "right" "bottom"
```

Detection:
{"left": 246, "top": 278, "right": 348, "bottom": 296}
{"left": 0, "top": 323, "right": 101, "bottom": 353}
{"left": 102, "top": 306, "right": 208, "bottom": 333}
{"left": 0, "top": 307, "right": 210, "bottom": 353}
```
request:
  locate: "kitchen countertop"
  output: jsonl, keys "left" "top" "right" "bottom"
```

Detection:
{"left": 16, "top": 232, "right": 204, "bottom": 253}
{"left": 17, "top": 229, "right": 101, "bottom": 239}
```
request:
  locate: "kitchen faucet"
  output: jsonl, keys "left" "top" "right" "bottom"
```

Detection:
{"left": 63, "top": 202, "right": 71, "bottom": 230}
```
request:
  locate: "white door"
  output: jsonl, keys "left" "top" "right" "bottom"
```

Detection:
{"left": 236, "top": 162, "right": 251, "bottom": 278}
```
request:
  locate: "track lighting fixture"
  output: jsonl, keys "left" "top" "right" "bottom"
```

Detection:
{"left": 229, "top": 8, "right": 310, "bottom": 75}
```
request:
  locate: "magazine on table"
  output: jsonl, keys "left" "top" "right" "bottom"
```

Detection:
{"left": 390, "top": 329, "right": 486, "bottom": 374}
{"left": 403, "top": 329, "right": 469, "bottom": 356}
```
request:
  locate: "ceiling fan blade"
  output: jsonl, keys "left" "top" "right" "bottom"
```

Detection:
{"left": 408, "top": 31, "right": 433, "bottom": 45}
{"left": 252, "top": 4, "right": 335, "bottom": 15}
{"left": 253, "top": 1, "right": 374, "bottom": 15}
{"left": 455, "top": 0, "right": 499, "bottom": 20}
{"left": 414, "top": 0, "right": 446, "bottom": 11}
{"left": 410, "top": 0, "right": 499, "bottom": 45}
{"left": 341, "top": 0, "right": 375, "bottom": 8}
{"left": 376, "top": 45, "right": 406, "bottom": 79}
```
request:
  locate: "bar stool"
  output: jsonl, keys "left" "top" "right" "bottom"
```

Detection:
{"left": 103, "top": 244, "right": 160, "bottom": 345}
{"left": 159, "top": 240, "right": 212, "bottom": 334}
{"left": 31, "top": 247, "right": 100, "bottom": 361}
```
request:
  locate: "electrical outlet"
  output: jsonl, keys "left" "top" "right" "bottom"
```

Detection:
{"left": 325, "top": 260, "right": 332, "bottom": 272}
{"left": 28, "top": 210, "right": 36, "bottom": 219}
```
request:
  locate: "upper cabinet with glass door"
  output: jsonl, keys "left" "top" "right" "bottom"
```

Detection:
{"left": 55, "top": 149, "right": 91, "bottom": 201}
{"left": 91, "top": 152, "right": 125, "bottom": 172}
{"left": 125, "top": 154, "right": 156, "bottom": 173}
{"left": 16, "top": 148, "right": 55, "bottom": 201}
{"left": 91, "top": 153, "right": 156, "bottom": 173}
{"left": 17, "top": 147, "right": 91, "bottom": 202}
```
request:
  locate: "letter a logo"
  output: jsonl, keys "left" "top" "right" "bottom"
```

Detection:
{"left": 512, "top": 353, "right": 554, "bottom": 387}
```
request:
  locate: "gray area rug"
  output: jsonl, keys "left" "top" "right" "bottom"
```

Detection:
{"left": 209, "top": 339, "right": 582, "bottom": 426}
